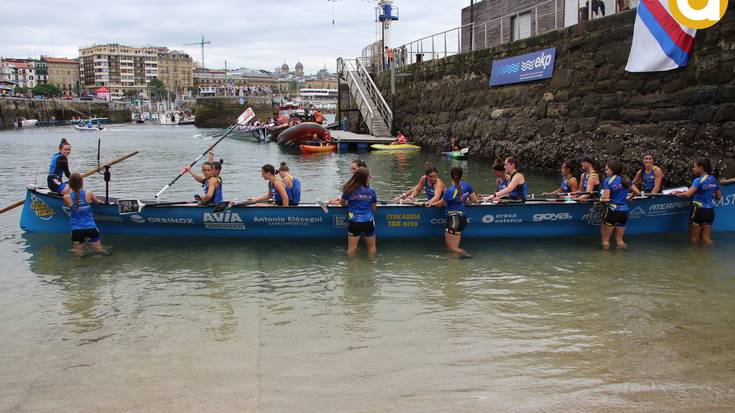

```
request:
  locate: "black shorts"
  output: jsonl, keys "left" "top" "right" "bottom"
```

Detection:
{"left": 690, "top": 206, "right": 715, "bottom": 226}
{"left": 602, "top": 209, "right": 628, "bottom": 227}
{"left": 72, "top": 228, "right": 100, "bottom": 244}
{"left": 47, "top": 176, "right": 66, "bottom": 194}
{"left": 445, "top": 214, "right": 467, "bottom": 235}
{"left": 348, "top": 220, "right": 375, "bottom": 237}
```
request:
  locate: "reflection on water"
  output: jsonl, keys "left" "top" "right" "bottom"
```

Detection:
{"left": 1, "top": 126, "right": 734, "bottom": 412}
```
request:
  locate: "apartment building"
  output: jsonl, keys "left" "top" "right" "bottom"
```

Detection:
{"left": 158, "top": 50, "right": 194, "bottom": 96}
{"left": 79, "top": 43, "right": 167, "bottom": 97}
{"left": 41, "top": 56, "right": 80, "bottom": 95}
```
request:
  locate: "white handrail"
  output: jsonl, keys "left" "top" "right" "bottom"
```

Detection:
{"left": 346, "top": 69, "right": 374, "bottom": 116}
{"left": 355, "top": 59, "right": 392, "bottom": 120}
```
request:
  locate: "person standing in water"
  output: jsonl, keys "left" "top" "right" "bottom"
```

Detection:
{"left": 340, "top": 167, "right": 377, "bottom": 257}
{"left": 673, "top": 158, "right": 722, "bottom": 245}
{"left": 48, "top": 138, "right": 72, "bottom": 195}
{"left": 428, "top": 166, "right": 479, "bottom": 256}
{"left": 599, "top": 160, "right": 640, "bottom": 250}
{"left": 63, "top": 173, "right": 107, "bottom": 256}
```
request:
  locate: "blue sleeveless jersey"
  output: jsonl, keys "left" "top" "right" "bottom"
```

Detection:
{"left": 69, "top": 190, "right": 97, "bottom": 230}
{"left": 692, "top": 175, "right": 720, "bottom": 208}
{"left": 641, "top": 167, "right": 657, "bottom": 192}
{"left": 496, "top": 177, "right": 508, "bottom": 192}
{"left": 424, "top": 179, "right": 436, "bottom": 200}
{"left": 203, "top": 177, "right": 223, "bottom": 203}
{"left": 602, "top": 175, "right": 630, "bottom": 212}
{"left": 561, "top": 176, "right": 573, "bottom": 193}
{"left": 285, "top": 175, "right": 301, "bottom": 205}
{"left": 508, "top": 172, "right": 528, "bottom": 201}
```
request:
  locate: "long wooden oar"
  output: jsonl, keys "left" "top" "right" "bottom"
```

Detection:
{"left": 155, "top": 108, "right": 255, "bottom": 199}
{"left": 0, "top": 150, "right": 139, "bottom": 215}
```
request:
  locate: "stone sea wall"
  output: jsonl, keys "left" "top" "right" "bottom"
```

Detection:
{"left": 0, "top": 98, "right": 131, "bottom": 129}
{"left": 194, "top": 97, "right": 274, "bottom": 128}
{"left": 377, "top": 5, "right": 735, "bottom": 184}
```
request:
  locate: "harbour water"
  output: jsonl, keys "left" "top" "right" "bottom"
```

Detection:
{"left": 1, "top": 125, "right": 734, "bottom": 412}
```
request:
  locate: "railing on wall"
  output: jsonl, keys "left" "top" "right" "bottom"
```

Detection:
{"left": 381, "top": 0, "right": 638, "bottom": 69}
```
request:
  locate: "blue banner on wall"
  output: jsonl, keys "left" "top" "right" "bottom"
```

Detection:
{"left": 490, "top": 47, "right": 557, "bottom": 87}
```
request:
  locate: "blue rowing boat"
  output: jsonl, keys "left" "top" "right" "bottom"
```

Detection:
{"left": 20, "top": 183, "right": 735, "bottom": 239}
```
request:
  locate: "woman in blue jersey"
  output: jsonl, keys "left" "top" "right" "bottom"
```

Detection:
{"left": 340, "top": 167, "right": 378, "bottom": 256}
{"left": 48, "top": 138, "right": 72, "bottom": 195}
{"left": 486, "top": 156, "right": 527, "bottom": 202}
{"left": 183, "top": 157, "right": 223, "bottom": 204}
{"left": 395, "top": 162, "right": 445, "bottom": 204}
{"left": 543, "top": 161, "right": 579, "bottom": 196}
{"left": 278, "top": 162, "right": 302, "bottom": 206}
{"left": 632, "top": 154, "right": 664, "bottom": 194}
{"left": 63, "top": 173, "right": 106, "bottom": 256}
{"left": 673, "top": 158, "right": 722, "bottom": 245}
{"left": 600, "top": 160, "right": 641, "bottom": 250}
{"left": 577, "top": 155, "right": 601, "bottom": 201}
{"left": 428, "top": 166, "right": 479, "bottom": 256}
{"left": 251, "top": 164, "right": 290, "bottom": 206}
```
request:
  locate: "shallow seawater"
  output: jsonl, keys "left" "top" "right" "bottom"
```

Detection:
{"left": 0, "top": 124, "right": 734, "bottom": 413}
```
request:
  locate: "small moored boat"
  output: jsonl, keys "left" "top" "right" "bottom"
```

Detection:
{"left": 299, "top": 144, "right": 336, "bottom": 154}
{"left": 371, "top": 144, "right": 421, "bottom": 151}
{"left": 444, "top": 148, "right": 469, "bottom": 159}
{"left": 73, "top": 125, "right": 104, "bottom": 132}
{"left": 19, "top": 183, "right": 735, "bottom": 240}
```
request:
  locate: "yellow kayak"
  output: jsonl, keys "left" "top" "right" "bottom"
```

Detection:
{"left": 370, "top": 143, "right": 421, "bottom": 151}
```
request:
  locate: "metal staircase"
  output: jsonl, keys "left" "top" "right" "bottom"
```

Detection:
{"left": 337, "top": 57, "right": 393, "bottom": 137}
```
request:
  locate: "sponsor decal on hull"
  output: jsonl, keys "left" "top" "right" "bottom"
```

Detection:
{"left": 385, "top": 213, "right": 420, "bottom": 229}
{"left": 532, "top": 213, "right": 572, "bottom": 222}
{"left": 252, "top": 215, "right": 322, "bottom": 227}
{"left": 129, "top": 214, "right": 195, "bottom": 225}
{"left": 481, "top": 213, "right": 521, "bottom": 224}
{"left": 334, "top": 215, "right": 348, "bottom": 228}
{"left": 715, "top": 193, "right": 735, "bottom": 207}
{"left": 30, "top": 194, "right": 55, "bottom": 221}
{"left": 204, "top": 212, "right": 245, "bottom": 230}
{"left": 647, "top": 201, "right": 690, "bottom": 217}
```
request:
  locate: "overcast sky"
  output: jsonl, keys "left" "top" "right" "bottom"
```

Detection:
{"left": 1, "top": 0, "right": 469, "bottom": 74}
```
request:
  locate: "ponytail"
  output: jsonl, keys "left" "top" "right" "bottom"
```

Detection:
{"left": 212, "top": 159, "right": 223, "bottom": 172}
{"left": 68, "top": 173, "right": 83, "bottom": 207}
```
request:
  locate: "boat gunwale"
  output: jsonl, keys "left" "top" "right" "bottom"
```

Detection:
{"left": 27, "top": 187, "right": 726, "bottom": 210}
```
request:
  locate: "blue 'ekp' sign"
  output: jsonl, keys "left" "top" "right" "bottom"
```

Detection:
{"left": 490, "top": 47, "right": 556, "bottom": 87}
